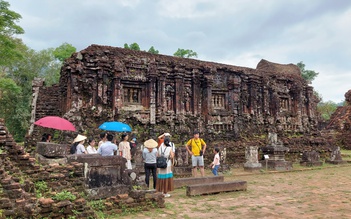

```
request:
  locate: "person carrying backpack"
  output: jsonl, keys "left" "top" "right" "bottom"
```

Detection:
{"left": 156, "top": 135, "right": 174, "bottom": 197}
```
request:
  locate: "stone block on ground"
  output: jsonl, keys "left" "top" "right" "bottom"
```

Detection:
{"left": 174, "top": 176, "right": 224, "bottom": 189}
{"left": 186, "top": 180, "right": 247, "bottom": 196}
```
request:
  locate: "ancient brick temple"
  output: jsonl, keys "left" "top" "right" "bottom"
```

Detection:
{"left": 54, "top": 45, "right": 317, "bottom": 138}
{"left": 28, "top": 45, "right": 323, "bottom": 164}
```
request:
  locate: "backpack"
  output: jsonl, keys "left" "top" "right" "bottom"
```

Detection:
{"left": 157, "top": 156, "right": 168, "bottom": 168}
{"left": 157, "top": 145, "right": 168, "bottom": 168}
{"left": 70, "top": 142, "right": 78, "bottom": 154}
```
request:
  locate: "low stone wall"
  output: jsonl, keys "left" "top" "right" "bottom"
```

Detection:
{"left": 67, "top": 154, "right": 132, "bottom": 199}
{"left": 0, "top": 119, "right": 164, "bottom": 218}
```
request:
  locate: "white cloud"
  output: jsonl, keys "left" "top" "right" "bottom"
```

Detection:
{"left": 7, "top": 0, "right": 351, "bottom": 102}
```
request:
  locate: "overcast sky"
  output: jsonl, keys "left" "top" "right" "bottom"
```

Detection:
{"left": 7, "top": 0, "right": 351, "bottom": 103}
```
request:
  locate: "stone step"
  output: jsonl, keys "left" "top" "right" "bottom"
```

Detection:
{"left": 174, "top": 176, "right": 224, "bottom": 189}
{"left": 186, "top": 180, "right": 247, "bottom": 196}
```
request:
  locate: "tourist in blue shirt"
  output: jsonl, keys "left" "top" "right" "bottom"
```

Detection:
{"left": 98, "top": 133, "right": 118, "bottom": 156}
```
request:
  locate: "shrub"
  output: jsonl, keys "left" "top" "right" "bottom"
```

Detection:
{"left": 52, "top": 190, "right": 76, "bottom": 201}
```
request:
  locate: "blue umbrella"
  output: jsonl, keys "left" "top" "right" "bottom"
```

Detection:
{"left": 99, "top": 121, "right": 132, "bottom": 132}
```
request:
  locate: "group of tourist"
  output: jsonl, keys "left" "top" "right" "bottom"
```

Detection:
{"left": 69, "top": 132, "right": 135, "bottom": 170}
{"left": 64, "top": 129, "right": 221, "bottom": 198}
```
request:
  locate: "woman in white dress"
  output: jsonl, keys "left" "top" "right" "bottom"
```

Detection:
{"left": 119, "top": 133, "right": 132, "bottom": 169}
{"left": 86, "top": 138, "right": 98, "bottom": 154}
{"left": 156, "top": 136, "right": 174, "bottom": 197}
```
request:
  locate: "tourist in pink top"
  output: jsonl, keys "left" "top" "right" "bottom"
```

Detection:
{"left": 210, "top": 148, "right": 220, "bottom": 176}
{"left": 119, "top": 133, "right": 132, "bottom": 169}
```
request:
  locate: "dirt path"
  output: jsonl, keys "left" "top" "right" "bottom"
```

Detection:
{"left": 118, "top": 165, "right": 351, "bottom": 219}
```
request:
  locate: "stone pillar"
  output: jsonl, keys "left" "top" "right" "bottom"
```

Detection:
{"left": 149, "top": 77, "right": 156, "bottom": 124}
{"left": 326, "top": 146, "right": 347, "bottom": 164}
{"left": 28, "top": 78, "right": 45, "bottom": 136}
{"left": 203, "top": 74, "right": 213, "bottom": 116}
{"left": 175, "top": 75, "right": 184, "bottom": 114}
{"left": 112, "top": 71, "right": 122, "bottom": 117}
{"left": 243, "top": 146, "right": 262, "bottom": 171}
{"left": 192, "top": 75, "right": 201, "bottom": 116}
{"left": 157, "top": 76, "right": 166, "bottom": 113}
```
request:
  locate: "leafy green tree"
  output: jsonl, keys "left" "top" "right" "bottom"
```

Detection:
{"left": 148, "top": 46, "right": 159, "bottom": 54}
{"left": 53, "top": 42, "right": 76, "bottom": 62}
{"left": 297, "top": 61, "right": 319, "bottom": 83}
{"left": 173, "top": 48, "right": 198, "bottom": 58}
{"left": 0, "top": 0, "right": 25, "bottom": 73}
{"left": 0, "top": 0, "right": 30, "bottom": 140}
{"left": 124, "top": 42, "right": 140, "bottom": 51}
{"left": 337, "top": 101, "right": 345, "bottom": 106}
{"left": 317, "top": 100, "right": 338, "bottom": 120}
{"left": 0, "top": 78, "right": 28, "bottom": 140}
{"left": 7, "top": 47, "right": 61, "bottom": 92}
{"left": 3, "top": 43, "right": 65, "bottom": 141}
{"left": 123, "top": 43, "right": 129, "bottom": 49}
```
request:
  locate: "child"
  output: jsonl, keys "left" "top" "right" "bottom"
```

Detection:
{"left": 210, "top": 148, "right": 220, "bottom": 176}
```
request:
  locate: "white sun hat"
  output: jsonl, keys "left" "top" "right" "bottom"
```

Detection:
{"left": 73, "top": 134, "right": 87, "bottom": 143}
{"left": 144, "top": 139, "right": 158, "bottom": 148}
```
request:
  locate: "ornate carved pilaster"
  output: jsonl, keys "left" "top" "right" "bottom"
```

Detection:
{"left": 175, "top": 75, "right": 184, "bottom": 114}
{"left": 156, "top": 75, "right": 166, "bottom": 114}
{"left": 148, "top": 77, "right": 157, "bottom": 124}
{"left": 112, "top": 71, "right": 122, "bottom": 117}
{"left": 203, "top": 73, "right": 213, "bottom": 116}
{"left": 192, "top": 69, "right": 201, "bottom": 115}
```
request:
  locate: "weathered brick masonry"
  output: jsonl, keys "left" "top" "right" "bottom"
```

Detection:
{"left": 324, "top": 89, "right": 351, "bottom": 149}
{"left": 29, "top": 45, "right": 329, "bottom": 164}
{"left": 1, "top": 119, "right": 164, "bottom": 218}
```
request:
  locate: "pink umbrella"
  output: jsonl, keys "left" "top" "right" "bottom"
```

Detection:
{"left": 34, "top": 116, "right": 76, "bottom": 131}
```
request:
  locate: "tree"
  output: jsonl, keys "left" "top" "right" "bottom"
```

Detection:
{"left": 0, "top": 0, "right": 30, "bottom": 141}
{"left": 0, "top": 0, "right": 25, "bottom": 73}
{"left": 53, "top": 42, "right": 76, "bottom": 62}
{"left": 148, "top": 46, "right": 159, "bottom": 54}
{"left": 173, "top": 48, "right": 198, "bottom": 58}
{"left": 123, "top": 43, "right": 129, "bottom": 49}
{"left": 317, "top": 100, "right": 338, "bottom": 120}
{"left": 3, "top": 45, "right": 65, "bottom": 141}
{"left": 124, "top": 42, "right": 140, "bottom": 51}
{"left": 297, "top": 61, "right": 319, "bottom": 83}
{"left": 0, "top": 77, "right": 28, "bottom": 140}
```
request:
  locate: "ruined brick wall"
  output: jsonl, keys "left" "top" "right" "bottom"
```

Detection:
{"left": 324, "top": 89, "right": 351, "bottom": 149}
{"left": 1, "top": 119, "right": 163, "bottom": 218}
{"left": 57, "top": 45, "right": 317, "bottom": 139}
{"left": 27, "top": 79, "right": 62, "bottom": 149}
{"left": 30, "top": 44, "right": 323, "bottom": 164}
{"left": 0, "top": 118, "right": 96, "bottom": 218}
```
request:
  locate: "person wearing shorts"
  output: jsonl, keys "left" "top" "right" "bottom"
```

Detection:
{"left": 185, "top": 130, "right": 207, "bottom": 177}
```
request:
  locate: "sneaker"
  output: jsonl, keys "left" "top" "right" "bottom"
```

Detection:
{"left": 164, "top": 193, "right": 171, "bottom": 198}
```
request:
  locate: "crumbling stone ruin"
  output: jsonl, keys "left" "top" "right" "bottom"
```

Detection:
{"left": 29, "top": 44, "right": 329, "bottom": 165}
{"left": 300, "top": 150, "right": 323, "bottom": 166}
{"left": 0, "top": 119, "right": 164, "bottom": 218}
{"left": 324, "top": 89, "right": 351, "bottom": 149}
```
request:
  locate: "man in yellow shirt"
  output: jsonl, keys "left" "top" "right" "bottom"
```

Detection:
{"left": 185, "top": 130, "right": 207, "bottom": 177}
